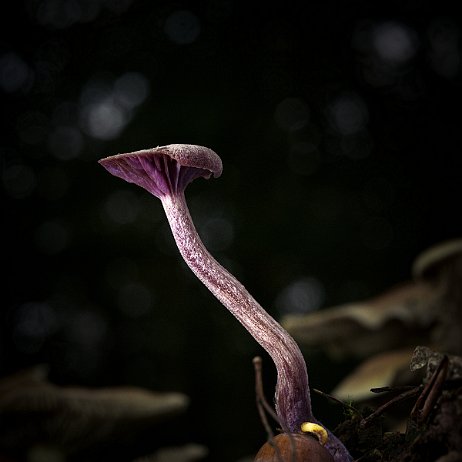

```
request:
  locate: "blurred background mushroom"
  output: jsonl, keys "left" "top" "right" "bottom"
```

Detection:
{"left": 0, "top": 365, "right": 191, "bottom": 462}
{"left": 282, "top": 281, "right": 437, "bottom": 360}
{"left": 282, "top": 239, "right": 462, "bottom": 413}
{"left": 412, "top": 239, "right": 462, "bottom": 355}
{"left": 2, "top": 0, "right": 462, "bottom": 460}
{"left": 133, "top": 444, "right": 209, "bottom": 462}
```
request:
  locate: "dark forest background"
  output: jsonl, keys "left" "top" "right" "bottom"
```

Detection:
{"left": 2, "top": 1, "right": 461, "bottom": 461}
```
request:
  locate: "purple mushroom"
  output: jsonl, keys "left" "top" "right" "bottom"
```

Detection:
{"left": 99, "top": 144, "right": 352, "bottom": 462}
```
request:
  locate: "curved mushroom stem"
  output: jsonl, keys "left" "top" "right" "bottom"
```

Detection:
{"left": 162, "top": 192, "right": 312, "bottom": 433}
{"left": 161, "top": 192, "right": 353, "bottom": 461}
{"left": 99, "top": 145, "right": 352, "bottom": 461}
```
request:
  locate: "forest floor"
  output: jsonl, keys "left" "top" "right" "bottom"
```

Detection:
{"left": 335, "top": 351, "right": 462, "bottom": 462}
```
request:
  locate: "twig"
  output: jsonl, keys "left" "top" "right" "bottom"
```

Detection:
{"left": 313, "top": 387, "right": 360, "bottom": 415}
{"left": 253, "top": 356, "right": 281, "bottom": 425}
{"left": 360, "top": 386, "right": 421, "bottom": 428}
{"left": 253, "top": 357, "right": 299, "bottom": 462}
{"left": 410, "top": 355, "right": 449, "bottom": 424}
{"left": 370, "top": 385, "right": 417, "bottom": 394}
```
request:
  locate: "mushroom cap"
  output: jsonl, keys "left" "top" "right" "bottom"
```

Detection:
{"left": 98, "top": 144, "right": 222, "bottom": 198}
{"left": 412, "top": 238, "right": 462, "bottom": 280}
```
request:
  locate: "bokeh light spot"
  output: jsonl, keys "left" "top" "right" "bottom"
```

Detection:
{"left": 340, "top": 132, "right": 373, "bottom": 159}
{"left": 52, "top": 101, "right": 79, "bottom": 126}
{"left": 36, "top": 0, "right": 86, "bottom": 28}
{"left": 427, "top": 18, "right": 461, "bottom": 79}
{"left": 104, "top": 0, "right": 134, "bottom": 14}
{"left": 0, "top": 52, "right": 32, "bottom": 93}
{"left": 80, "top": 98, "right": 127, "bottom": 140}
{"left": 105, "top": 257, "right": 139, "bottom": 289}
{"left": 79, "top": 73, "right": 148, "bottom": 141}
{"left": 38, "top": 166, "right": 71, "bottom": 200}
{"left": 114, "top": 72, "right": 150, "bottom": 109}
{"left": 2, "top": 163, "right": 37, "bottom": 199}
{"left": 117, "top": 281, "right": 154, "bottom": 317}
{"left": 200, "top": 217, "right": 234, "bottom": 251}
{"left": 66, "top": 310, "right": 107, "bottom": 349}
{"left": 16, "top": 111, "right": 49, "bottom": 145}
{"left": 274, "top": 97, "right": 310, "bottom": 132}
{"left": 33, "top": 0, "right": 134, "bottom": 28}
{"left": 35, "top": 220, "right": 70, "bottom": 254}
{"left": 288, "top": 141, "right": 320, "bottom": 176}
{"left": 12, "top": 302, "right": 57, "bottom": 354}
{"left": 275, "top": 277, "right": 325, "bottom": 315}
{"left": 328, "top": 93, "right": 368, "bottom": 136}
{"left": 48, "top": 126, "right": 84, "bottom": 159}
{"left": 164, "top": 10, "right": 201, "bottom": 45}
{"left": 372, "top": 22, "right": 418, "bottom": 65}
{"left": 103, "top": 190, "right": 140, "bottom": 224}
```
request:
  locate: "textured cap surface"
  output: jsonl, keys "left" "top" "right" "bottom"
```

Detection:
{"left": 98, "top": 144, "right": 222, "bottom": 198}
